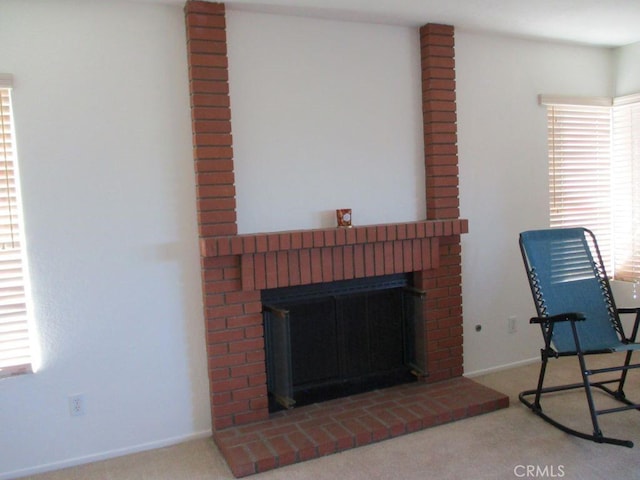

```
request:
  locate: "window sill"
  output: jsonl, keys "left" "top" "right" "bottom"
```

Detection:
{"left": 0, "top": 363, "right": 34, "bottom": 379}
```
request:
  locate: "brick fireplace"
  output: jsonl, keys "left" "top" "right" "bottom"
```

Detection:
{"left": 184, "top": 1, "right": 508, "bottom": 476}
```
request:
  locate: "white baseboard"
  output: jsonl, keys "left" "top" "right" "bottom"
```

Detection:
{"left": 464, "top": 357, "right": 538, "bottom": 378}
{"left": 1, "top": 429, "right": 213, "bottom": 480}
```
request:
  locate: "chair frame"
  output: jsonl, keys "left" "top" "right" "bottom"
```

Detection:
{"left": 519, "top": 227, "right": 640, "bottom": 447}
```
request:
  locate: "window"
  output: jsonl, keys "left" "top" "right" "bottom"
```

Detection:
{"left": 0, "top": 74, "right": 33, "bottom": 377}
{"left": 612, "top": 97, "right": 640, "bottom": 282}
{"left": 543, "top": 94, "right": 640, "bottom": 282}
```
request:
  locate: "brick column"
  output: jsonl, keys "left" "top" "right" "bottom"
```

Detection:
{"left": 186, "top": 1, "right": 269, "bottom": 430}
{"left": 418, "top": 24, "right": 464, "bottom": 382}
{"left": 186, "top": 1, "right": 237, "bottom": 237}
{"left": 420, "top": 24, "right": 459, "bottom": 220}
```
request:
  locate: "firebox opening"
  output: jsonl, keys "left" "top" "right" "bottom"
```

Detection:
{"left": 262, "top": 273, "right": 426, "bottom": 412}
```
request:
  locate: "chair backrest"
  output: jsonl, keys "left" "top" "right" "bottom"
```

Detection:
{"left": 519, "top": 227, "right": 623, "bottom": 353}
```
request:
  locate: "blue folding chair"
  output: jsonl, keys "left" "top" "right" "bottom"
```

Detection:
{"left": 519, "top": 227, "right": 640, "bottom": 447}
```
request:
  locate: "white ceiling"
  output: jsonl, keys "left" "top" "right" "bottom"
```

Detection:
{"left": 139, "top": 0, "right": 640, "bottom": 47}
{"left": 145, "top": 0, "right": 640, "bottom": 48}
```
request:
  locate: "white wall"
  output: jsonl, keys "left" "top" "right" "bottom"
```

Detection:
{"left": 614, "top": 40, "right": 640, "bottom": 96}
{"left": 0, "top": 0, "right": 629, "bottom": 476}
{"left": 0, "top": 1, "right": 210, "bottom": 478}
{"left": 456, "top": 32, "right": 614, "bottom": 375}
{"left": 226, "top": 10, "right": 425, "bottom": 234}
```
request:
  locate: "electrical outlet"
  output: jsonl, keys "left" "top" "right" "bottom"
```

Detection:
{"left": 68, "top": 394, "right": 85, "bottom": 417}
{"left": 508, "top": 316, "right": 517, "bottom": 334}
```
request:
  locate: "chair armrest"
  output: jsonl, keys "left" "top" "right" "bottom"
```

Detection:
{"left": 530, "top": 312, "right": 585, "bottom": 324}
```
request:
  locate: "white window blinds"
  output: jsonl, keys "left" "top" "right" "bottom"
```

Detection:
{"left": 0, "top": 76, "right": 33, "bottom": 377}
{"left": 546, "top": 102, "right": 613, "bottom": 270}
{"left": 612, "top": 98, "right": 640, "bottom": 282}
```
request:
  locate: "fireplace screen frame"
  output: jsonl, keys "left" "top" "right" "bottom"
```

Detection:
{"left": 263, "top": 273, "right": 427, "bottom": 410}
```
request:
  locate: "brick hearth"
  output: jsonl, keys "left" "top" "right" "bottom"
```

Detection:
{"left": 184, "top": 1, "right": 509, "bottom": 477}
{"left": 217, "top": 377, "right": 508, "bottom": 477}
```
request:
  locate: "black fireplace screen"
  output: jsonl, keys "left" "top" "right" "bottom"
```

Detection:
{"left": 263, "top": 274, "right": 426, "bottom": 410}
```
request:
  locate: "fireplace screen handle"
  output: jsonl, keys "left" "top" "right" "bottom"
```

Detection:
{"left": 263, "top": 304, "right": 296, "bottom": 409}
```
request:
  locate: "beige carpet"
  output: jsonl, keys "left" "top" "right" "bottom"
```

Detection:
{"left": 21, "top": 354, "right": 640, "bottom": 480}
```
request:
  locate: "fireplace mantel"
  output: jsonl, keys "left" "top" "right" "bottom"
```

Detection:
{"left": 200, "top": 219, "right": 469, "bottom": 257}
{"left": 200, "top": 219, "right": 468, "bottom": 291}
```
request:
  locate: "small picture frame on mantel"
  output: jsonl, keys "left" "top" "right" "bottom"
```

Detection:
{"left": 336, "top": 209, "right": 352, "bottom": 228}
